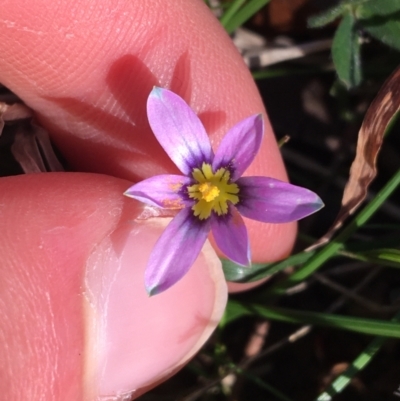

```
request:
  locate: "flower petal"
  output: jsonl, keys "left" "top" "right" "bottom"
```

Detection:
{"left": 211, "top": 206, "right": 250, "bottom": 266}
{"left": 147, "top": 87, "right": 213, "bottom": 175}
{"left": 236, "top": 176, "right": 324, "bottom": 223}
{"left": 124, "top": 175, "right": 192, "bottom": 209}
{"left": 212, "top": 114, "right": 264, "bottom": 181}
{"left": 145, "top": 207, "right": 211, "bottom": 295}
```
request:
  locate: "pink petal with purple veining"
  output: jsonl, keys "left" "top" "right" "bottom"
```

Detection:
{"left": 212, "top": 114, "right": 263, "bottom": 181}
{"left": 147, "top": 87, "right": 213, "bottom": 175}
{"left": 124, "top": 174, "right": 192, "bottom": 209}
{"left": 145, "top": 207, "right": 211, "bottom": 295}
{"left": 211, "top": 206, "right": 250, "bottom": 266}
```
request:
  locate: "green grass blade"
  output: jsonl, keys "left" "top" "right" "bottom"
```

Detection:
{"left": 346, "top": 235, "right": 400, "bottom": 251}
{"left": 222, "top": 249, "right": 316, "bottom": 282}
{"left": 223, "top": 300, "right": 400, "bottom": 338}
{"left": 219, "top": 0, "right": 246, "bottom": 29}
{"left": 224, "top": 0, "right": 271, "bottom": 34}
{"left": 252, "top": 65, "right": 334, "bottom": 80}
{"left": 317, "top": 337, "right": 384, "bottom": 400}
{"left": 316, "top": 310, "right": 400, "bottom": 400}
{"left": 237, "top": 368, "right": 294, "bottom": 401}
{"left": 354, "top": 248, "right": 400, "bottom": 268}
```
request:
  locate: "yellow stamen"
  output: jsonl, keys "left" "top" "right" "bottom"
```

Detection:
{"left": 198, "top": 182, "right": 220, "bottom": 202}
{"left": 188, "top": 162, "right": 239, "bottom": 220}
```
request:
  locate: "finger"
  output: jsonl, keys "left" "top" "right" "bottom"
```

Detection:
{"left": 0, "top": 173, "right": 227, "bottom": 400}
{"left": 0, "top": 0, "right": 297, "bottom": 264}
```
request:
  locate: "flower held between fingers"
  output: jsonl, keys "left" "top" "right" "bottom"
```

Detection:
{"left": 125, "top": 87, "right": 324, "bottom": 295}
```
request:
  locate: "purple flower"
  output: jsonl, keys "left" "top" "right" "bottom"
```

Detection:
{"left": 125, "top": 87, "right": 324, "bottom": 295}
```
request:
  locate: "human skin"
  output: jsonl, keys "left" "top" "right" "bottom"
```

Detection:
{"left": 0, "top": 1, "right": 297, "bottom": 400}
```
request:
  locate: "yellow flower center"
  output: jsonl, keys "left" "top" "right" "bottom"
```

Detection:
{"left": 187, "top": 163, "right": 239, "bottom": 220}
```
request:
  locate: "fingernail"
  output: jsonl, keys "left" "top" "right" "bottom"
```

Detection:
{"left": 83, "top": 214, "right": 227, "bottom": 400}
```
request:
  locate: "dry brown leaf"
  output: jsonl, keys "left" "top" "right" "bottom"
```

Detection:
{"left": 1, "top": 101, "right": 33, "bottom": 136}
{"left": 0, "top": 102, "right": 33, "bottom": 124}
{"left": 0, "top": 100, "right": 63, "bottom": 173}
{"left": 309, "top": 66, "right": 400, "bottom": 250}
{"left": 11, "top": 123, "right": 64, "bottom": 173}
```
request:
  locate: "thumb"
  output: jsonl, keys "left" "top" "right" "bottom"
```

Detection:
{"left": 0, "top": 173, "right": 227, "bottom": 400}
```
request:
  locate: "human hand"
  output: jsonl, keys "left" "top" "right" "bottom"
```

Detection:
{"left": 0, "top": 1, "right": 297, "bottom": 400}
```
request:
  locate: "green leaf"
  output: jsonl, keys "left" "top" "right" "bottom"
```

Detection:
{"left": 308, "top": 4, "right": 345, "bottom": 28}
{"left": 332, "top": 12, "right": 362, "bottom": 88}
{"left": 358, "top": 0, "right": 400, "bottom": 17}
{"left": 222, "top": 300, "right": 400, "bottom": 338}
{"left": 356, "top": 0, "right": 400, "bottom": 51}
